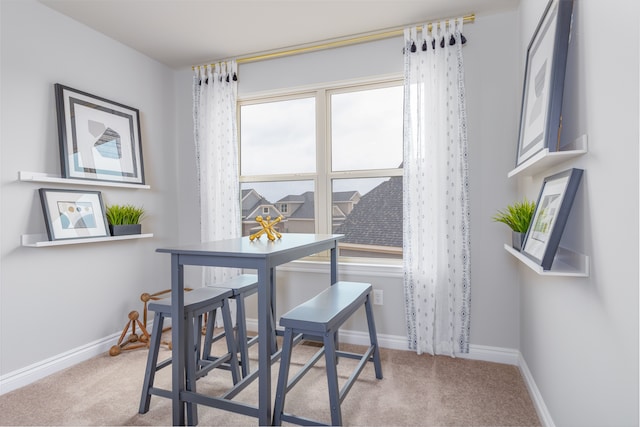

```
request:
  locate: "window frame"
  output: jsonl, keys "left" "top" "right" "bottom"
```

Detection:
{"left": 238, "top": 77, "right": 403, "bottom": 265}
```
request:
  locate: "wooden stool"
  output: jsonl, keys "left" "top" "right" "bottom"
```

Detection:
{"left": 138, "top": 286, "right": 240, "bottom": 425}
{"left": 273, "top": 281, "right": 383, "bottom": 426}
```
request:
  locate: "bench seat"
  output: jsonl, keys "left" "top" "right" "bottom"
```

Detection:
{"left": 279, "top": 281, "right": 372, "bottom": 334}
{"left": 273, "top": 281, "right": 383, "bottom": 426}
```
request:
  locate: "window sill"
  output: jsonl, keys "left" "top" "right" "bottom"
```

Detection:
{"left": 279, "top": 259, "right": 403, "bottom": 278}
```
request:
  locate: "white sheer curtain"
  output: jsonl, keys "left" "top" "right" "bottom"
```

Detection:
{"left": 402, "top": 19, "right": 471, "bottom": 356}
{"left": 193, "top": 61, "right": 241, "bottom": 287}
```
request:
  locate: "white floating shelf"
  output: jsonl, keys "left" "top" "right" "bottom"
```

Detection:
{"left": 504, "top": 244, "right": 589, "bottom": 277}
{"left": 508, "top": 135, "right": 588, "bottom": 179}
{"left": 21, "top": 233, "right": 154, "bottom": 247}
{"left": 18, "top": 171, "right": 151, "bottom": 189}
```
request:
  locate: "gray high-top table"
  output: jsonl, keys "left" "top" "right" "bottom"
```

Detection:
{"left": 156, "top": 233, "right": 343, "bottom": 426}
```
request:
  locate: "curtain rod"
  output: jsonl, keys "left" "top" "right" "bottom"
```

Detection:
{"left": 192, "top": 13, "right": 474, "bottom": 70}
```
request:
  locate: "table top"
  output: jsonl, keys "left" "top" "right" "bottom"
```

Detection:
{"left": 157, "top": 233, "right": 343, "bottom": 259}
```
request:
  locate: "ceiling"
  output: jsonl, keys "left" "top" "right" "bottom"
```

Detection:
{"left": 39, "top": 0, "right": 519, "bottom": 69}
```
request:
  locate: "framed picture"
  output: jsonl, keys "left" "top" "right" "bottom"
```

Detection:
{"left": 39, "top": 188, "right": 110, "bottom": 241}
{"left": 54, "top": 84, "right": 145, "bottom": 184}
{"left": 522, "top": 168, "right": 583, "bottom": 270}
{"left": 515, "top": 0, "right": 574, "bottom": 166}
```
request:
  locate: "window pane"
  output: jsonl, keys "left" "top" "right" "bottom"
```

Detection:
{"left": 241, "top": 181, "right": 315, "bottom": 236}
{"left": 331, "top": 86, "right": 403, "bottom": 172}
{"left": 240, "top": 98, "right": 316, "bottom": 175}
{"left": 333, "top": 177, "right": 403, "bottom": 259}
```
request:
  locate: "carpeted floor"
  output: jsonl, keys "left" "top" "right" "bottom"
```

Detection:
{"left": 0, "top": 333, "right": 540, "bottom": 426}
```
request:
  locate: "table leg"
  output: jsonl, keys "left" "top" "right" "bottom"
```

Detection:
{"left": 330, "top": 242, "right": 340, "bottom": 356}
{"left": 330, "top": 242, "right": 338, "bottom": 285}
{"left": 170, "top": 254, "right": 186, "bottom": 425}
{"left": 270, "top": 267, "right": 278, "bottom": 352}
{"left": 257, "top": 264, "right": 273, "bottom": 426}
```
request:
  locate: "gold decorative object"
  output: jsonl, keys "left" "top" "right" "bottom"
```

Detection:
{"left": 250, "top": 215, "right": 283, "bottom": 241}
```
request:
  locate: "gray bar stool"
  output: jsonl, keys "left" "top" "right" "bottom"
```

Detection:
{"left": 139, "top": 286, "right": 240, "bottom": 425}
{"left": 205, "top": 274, "right": 274, "bottom": 378}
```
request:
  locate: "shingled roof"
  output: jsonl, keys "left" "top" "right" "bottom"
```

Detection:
{"left": 335, "top": 176, "right": 403, "bottom": 248}
{"left": 333, "top": 191, "right": 359, "bottom": 202}
{"left": 279, "top": 191, "right": 315, "bottom": 219}
{"left": 242, "top": 189, "right": 280, "bottom": 219}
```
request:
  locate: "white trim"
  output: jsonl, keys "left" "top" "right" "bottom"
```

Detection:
{"left": 1, "top": 324, "right": 553, "bottom": 427}
{"left": 0, "top": 332, "right": 120, "bottom": 395}
{"left": 278, "top": 260, "right": 403, "bottom": 278}
{"left": 248, "top": 319, "right": 521, "bottom": 366}
{"left": 238, "top": 73, "right": 403, "bottom": 101}
{"left": 459, "top": 344, "right": 520, "bottom": 365}
{"left": 518, "top": 352, "right": 556, "bottom": 427}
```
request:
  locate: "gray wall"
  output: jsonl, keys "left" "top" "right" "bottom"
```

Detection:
{"left": 173, "top": 9, "right": 523, "bottom": 350}
{"left": 1, "top": 0, "right": 179, "bottom": 375}
{"left": 3, "top": 2, "right": 637, "bottom": 425}
{"left": 517, "top": 0, "right": 639, "bottom": 425}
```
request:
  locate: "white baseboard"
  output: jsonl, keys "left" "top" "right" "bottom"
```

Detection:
{"left": 518, "top": 353, "right": 556, "bottom": 427}
{"left": 0, "top": 321, "right": 553, "bottom": 427}
{"left": 0, "top": 332, "right": 120, "bottom": 395}
{"left": 247, "top": 318, "right": 520, "bottom": 365}
{"left": 460, "top": 344, "right": 520, "bottom": 365}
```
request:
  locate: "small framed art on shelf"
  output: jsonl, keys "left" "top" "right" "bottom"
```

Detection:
{"left": 522, "top": 168, "right": 583, "bottom": 270}
{"left": 39, "top": 188, "right": 110, "bottom": 241}
{"left": 54, "top": 84, "right": 145, "bottom": 185}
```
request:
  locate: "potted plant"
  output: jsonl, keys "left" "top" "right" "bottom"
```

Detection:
{"left": 493, "top": 199, "right": 536, "bottom": 251}
{"left": 106, "top": 204, "right": 145, "bottom": 236}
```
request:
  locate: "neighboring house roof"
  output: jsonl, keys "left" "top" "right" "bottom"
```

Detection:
{"left": 242, "top": 189, "right": 282, "bottom": 220}
{"left": 277, "top": 193, "right": 307, "bottom": 203}
{"left": 282, "top": 191, "right": 315, "bottom": 219}
{"left": 333, "top": 191, "right": 359, "bottom": 202}
{"left": 332, "top": 205, "right": 347, "bottom": 220}
{"left": 335, "top": 176, "right": 402, "bottom": 248}
{"left": 242, "top": 183, "right": 403, "bottom": 249}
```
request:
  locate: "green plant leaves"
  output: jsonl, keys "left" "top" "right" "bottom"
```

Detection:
{"left": 105, "top": 204, "right": 145, "bottom": 225}
{"left": 492, "top": 199, "right": 536, "bottom": 233}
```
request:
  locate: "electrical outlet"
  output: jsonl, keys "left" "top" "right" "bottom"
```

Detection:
{"left": 373, "top": 289, "right": 383, "bottom": 305}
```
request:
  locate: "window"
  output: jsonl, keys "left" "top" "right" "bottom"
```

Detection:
{"left": 239, "top": 80, "right": 403, "bottom": 261}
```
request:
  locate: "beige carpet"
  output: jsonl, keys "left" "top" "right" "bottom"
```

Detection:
{"left": 0, "top": 333, "right": 540, "bottom": 426}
